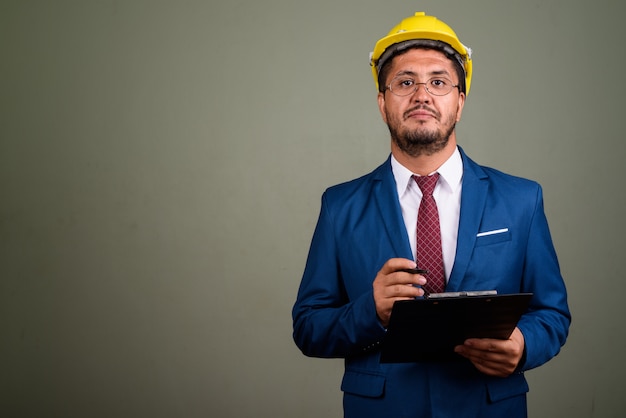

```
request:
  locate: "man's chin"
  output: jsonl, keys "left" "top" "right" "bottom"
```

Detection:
{"left": 395, "top": 142, "right": 441, "bottom": 157}
{"left": 394, "top": 133, "right": 447, "bottom": 156}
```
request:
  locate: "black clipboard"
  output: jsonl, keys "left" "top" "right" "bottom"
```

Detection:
{"left": 380, "top": 293, "right": 533, "bottom": 363}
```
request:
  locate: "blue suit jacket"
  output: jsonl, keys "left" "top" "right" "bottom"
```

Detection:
{"left": 292, "top": 148, "right": 570, "bottom": 418}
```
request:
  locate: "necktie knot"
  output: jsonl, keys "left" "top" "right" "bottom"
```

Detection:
{"left": 413, "top": 173, "right": 439, "bottom": 196}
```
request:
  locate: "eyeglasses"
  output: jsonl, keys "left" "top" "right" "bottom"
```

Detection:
{"left": 386, "top": 76, "right": 459, "bottom": 97}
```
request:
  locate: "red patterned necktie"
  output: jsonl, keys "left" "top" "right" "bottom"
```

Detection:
{"left": 413, "top": 173, "right": 445, "bottom": 294}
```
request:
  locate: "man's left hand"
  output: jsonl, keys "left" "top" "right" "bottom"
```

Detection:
{"left": 454, "top": 327, "right": 525, "bottom": 377}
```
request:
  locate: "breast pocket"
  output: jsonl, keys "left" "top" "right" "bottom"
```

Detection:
{"left": 475, "top": 228, "right": 511, "bottom": 247}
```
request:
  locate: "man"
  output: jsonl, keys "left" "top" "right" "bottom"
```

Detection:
{"left": 292, "top": 12, "right": 570, "bottom": 418}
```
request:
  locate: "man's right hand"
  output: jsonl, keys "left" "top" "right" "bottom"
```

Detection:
{"left": 373, "top": 258, "right": 427, "bottom": 327}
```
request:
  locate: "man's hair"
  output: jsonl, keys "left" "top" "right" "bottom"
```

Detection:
{"left": 377, "top": 41, "right": 466, "bottom": 95}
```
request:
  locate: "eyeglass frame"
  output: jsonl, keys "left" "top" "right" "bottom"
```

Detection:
{"left": 384, "top": 75, "right": 460, "bottom": 97}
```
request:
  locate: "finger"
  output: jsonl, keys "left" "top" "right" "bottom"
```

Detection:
{"left": 455, "top": 349, "right": 506, "bottom": 374}
{"left": 389, "top": 272, "right": 427, "bottom": 287}
{"left": 386, "top": 283, "right": 424, "bottom": 298}
{"left": 477, "top": 357, "right": 517, "bottom": 377}
{"left": 454, "top": 345, "right": 518, "bottom": 376}
{"left": 379, "top": 258, "right": 417, "bottom": 275}
{"left": 471, "top": 359, "right": 510, "bottom": 377}
{"left": 461, "top": 338, "right": 506, "bottom": 353}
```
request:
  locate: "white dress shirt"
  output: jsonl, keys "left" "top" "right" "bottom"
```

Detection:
{"left": 391, "top": 147, "right": 463, "bottom": 282}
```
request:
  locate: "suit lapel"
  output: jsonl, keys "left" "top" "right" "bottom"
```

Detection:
{"left": 447, "top": 149, "right": 489, "bottom": 292}
{"left": 372, "top": 158, "right": 414, "bottom": 260}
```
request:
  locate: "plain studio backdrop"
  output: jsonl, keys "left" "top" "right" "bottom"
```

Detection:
{"left": 1, "top": 1, "right": 624, "bottom": 417}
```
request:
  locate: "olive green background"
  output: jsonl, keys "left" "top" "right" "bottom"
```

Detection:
{"left": 1, "top": 1, "right": 624, "bottom": 417}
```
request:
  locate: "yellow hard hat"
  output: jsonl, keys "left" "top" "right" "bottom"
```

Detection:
{"left": 370, "top": 12, "right": 473, "bottom": 95}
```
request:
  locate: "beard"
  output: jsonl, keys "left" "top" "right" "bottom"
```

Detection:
{"left": 386, "top": 105, "right": 456, "bottom": 157}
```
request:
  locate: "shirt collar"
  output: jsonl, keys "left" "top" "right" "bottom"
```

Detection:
{"left": 391, "top": 147, "right": 464, "bottom": 198}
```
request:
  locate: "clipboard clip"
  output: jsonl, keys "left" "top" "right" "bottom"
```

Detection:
{"left": 425, "top": 290, "right": 498, "bottom": 299}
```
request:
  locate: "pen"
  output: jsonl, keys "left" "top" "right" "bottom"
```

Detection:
{"left": 398, "top": 268, "right": 429, "bottom": 274}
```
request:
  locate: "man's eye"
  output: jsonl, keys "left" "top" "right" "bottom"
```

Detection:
{"left": 431, "top": 79, "right": 446, "bottom": 87}
{"left": 398, "top": 79, "right": 415, "bottom": 88}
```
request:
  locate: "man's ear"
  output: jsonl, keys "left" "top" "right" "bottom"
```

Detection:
{"left": 377, "top": 92, "right": 388, "bottom": 124}
{"left": 456, "top": 91, "right": 466, "bottom": 122}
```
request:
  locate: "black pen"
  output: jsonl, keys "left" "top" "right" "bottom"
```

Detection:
{"left": 398, "top": 268, "right": 429, "bottom": 274}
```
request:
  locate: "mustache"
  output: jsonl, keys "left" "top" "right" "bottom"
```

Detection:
{"left": 403, "top": 105, "right": 440, "bottom": 120}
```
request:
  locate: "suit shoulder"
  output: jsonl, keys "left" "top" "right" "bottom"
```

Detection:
{"left": 480, "top": 164, "right": 542, "bottom": 194}
{"left": 460, "top": 148, "right": 542, "bottom": 195}
{"left": 325, "top": 172, "right": 374, "bottom": 197}
{"left": 323, "top": 160, "right": 389, "bottom": 202}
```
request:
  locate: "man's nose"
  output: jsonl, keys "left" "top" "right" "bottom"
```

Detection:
{"left": 411, "top": 83, "right": 431, "bottom": 101}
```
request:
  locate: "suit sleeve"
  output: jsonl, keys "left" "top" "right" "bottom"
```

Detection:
{"left": 292, "top": 192, "right": 387, "bottom": 358}
{"left": 516, "top": 185, "right": 571, "bottom": 370}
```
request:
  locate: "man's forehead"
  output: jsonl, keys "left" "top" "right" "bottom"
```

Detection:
{"left": 392, "top": 48, "right": 454, "bottom": 66}
{"left": 390, "top": 50, "right": 457, "bottom": 76}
